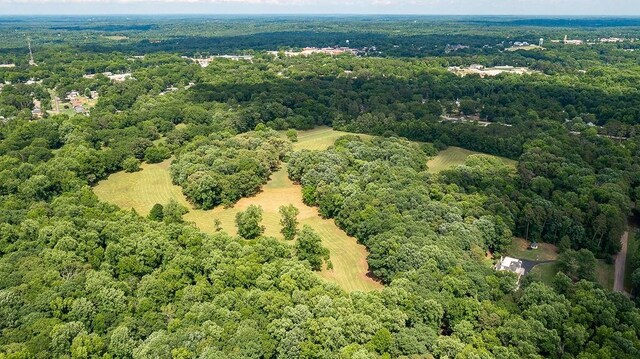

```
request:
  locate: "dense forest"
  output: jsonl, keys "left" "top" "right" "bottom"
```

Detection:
{"left": 2, "top": 15, "right": 640, "bottom": 358}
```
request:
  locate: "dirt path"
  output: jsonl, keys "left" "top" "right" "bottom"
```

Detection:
{"left": 614, "top": 230, "right": 629, "bottom": 292}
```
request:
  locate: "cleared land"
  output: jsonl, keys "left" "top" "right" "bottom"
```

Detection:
{"left": 506, "top": 238, "right": 615, "bottom": 289}
{"left": 94, "top": 128, "right": 520, "bottom": 292}
{"left": 290, "top": 126, "right": 370, "bottom": 151}
{"left": 93, "top": 159, "right": 192, "bottom": 214}
{"left": 526, "top": 257, "right": 614, "bottom": 290}
{"left": 529, "top": 262, "right": 559, "bottom": 283}
{"left": 506, "top": 45, "right": 545, "bottom": 52}
{"left": 102, "top": 35, "right": 129, "bottom": 40}
{"left": 94, "top": 128, "right": 382, "bottom": 292}
{"left": 428, "top": 146, "right": 517, "bottom": 174}
{"left": 505, "top": 238, "right": 558, "bottom": 262}
{"left": 598, "top": 260, "right": 616, "bottom": 290}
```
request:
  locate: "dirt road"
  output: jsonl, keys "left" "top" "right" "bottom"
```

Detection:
{"left": 614, "top": 230, "right": 629, "bottom": 292}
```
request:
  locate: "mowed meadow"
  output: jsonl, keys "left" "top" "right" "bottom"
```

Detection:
{"left": 94, "top": 126, "right": 518, "bottom": 292}
{"left": 427, "top": 146, "right": 517, "bottom": 173}
{"left": 94, "top": 127, "right": 382, "bottom": 292}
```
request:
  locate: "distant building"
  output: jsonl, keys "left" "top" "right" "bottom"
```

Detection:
{"left": 84, "top": 72, "right": 132, "bottom": 82}
{"left": 448, "top": 64, "right": 536, "bottom": 78}
{"left": 184, "top": 55, "right": 254, "bottom": 68}
{"left": 445, "top": 44, "right": 470, "bottom": 53}
{"left": 600, "top": 37, "right": 625, "bottom": 43}
{"left": 267, "top": 47, "right": 359, "bottom": 58}
{"left": 66, "top": 91, "right": 80, "bottom": 100}
{"left": 564, "top": 35, "right": 584, "bottom": 45}
{"left": 107, "top": 73, "right": 132, "bottom": 82}
{"left": 31, "top": 99, "right": 42, "bottom": 118}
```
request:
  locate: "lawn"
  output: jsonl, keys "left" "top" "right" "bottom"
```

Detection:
{"left": 94, "top": 128, "right": 383, "bottom": 293}
{"left": 505, "top": 238, "right": 559, "bottom": 262}
{"left": 93, "top": 159, "right": 191, "bottom": 214}
{"left": 427, "top": 146, "right": 517, "bottom": 173}
{"left": 597, "top": 260, "right": 615, "bottom": 290}
{"left": 290, "top": 126, "right": 371, "bottom": 151}
{"left": 529, "top": 262, "right": 559, "bottom": 284}
{"left": 519, "top": 241, "right": 614, "bottom": 289}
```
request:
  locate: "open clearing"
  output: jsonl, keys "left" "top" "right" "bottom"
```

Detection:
{"left": 94, "top": 128, "right": 381, "bottom": 292}
{"left": 506, "top": 238, "right": 615, "bottom": 289}
{"left": 598, "top": 260, "right": 615, "bottom": 290}
{"left": 102, "top": 35, "right": 129, "bottom": 41}
{"left": 290, "top": 126, "right": 370, "bottom": 151}
{"left": 527, "top": 258, "right": 614, "bottom": 290}
{"left": 529, "top": 262, "right": 559, "bottom": 283}
{"left": 505, "top": 238, "right": 558, "bottom": 262}
{"left": 427, "top": 146, "right": 517, "bottom": 173}
{"left": 94, "top": 127, "right": 519, "bottom": 292}
{"left": 506, "top": 45, "right": 545, "bottom": 52}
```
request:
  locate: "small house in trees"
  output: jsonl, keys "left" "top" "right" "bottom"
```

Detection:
{"left": 31, "top": 99, "right": 42, "bottom": 118}
{"left": 495, "top": 256, "right": 525, "bottom": 285}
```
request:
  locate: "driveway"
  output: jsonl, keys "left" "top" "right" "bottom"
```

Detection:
{"left": 614, "top": 230, "right": 629, "bottom": 293}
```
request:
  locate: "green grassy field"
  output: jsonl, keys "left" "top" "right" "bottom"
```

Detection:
{"left": 508, "top": 236, "right": 614, "bottom": 289}
{"left": 93, "top": 159, "right": 191, "bottom": 213}
{"left": 527, "top": 260, "right": 614, "bottom": 290}
{"left": 290, "top": 126, "right": 371, "bottom": 151}
{"left": 529, "top": 262, "right": 559, "bottom": 284}
{"left": 427, "top": 146, "right": 517, "bottom": 174}
{"left": 94, "top": 128, "right": 523, "bottom": 292}
{"left": 597, "top": 260, "right": 615, "bottom": 290}
{"left": 94, "top": 128, "right": 382, "bottom": 292}
{"left": 505, "top": 238, "right": 559, "bottom": 262}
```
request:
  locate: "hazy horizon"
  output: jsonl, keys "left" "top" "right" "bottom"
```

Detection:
{"left": 1, "top": 0, "right": 640, "bottom": 16}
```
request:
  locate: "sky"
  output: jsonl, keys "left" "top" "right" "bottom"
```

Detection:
{"left": 1, "top": 0, "right": 640, "bottom": 16}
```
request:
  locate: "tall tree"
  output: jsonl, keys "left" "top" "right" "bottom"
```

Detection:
{"left": 279, "top": 204, "right": 300, "bottom": 241}
{"left": 295, "top": 225, "right": 329, "bottom": 271}
{"left": 235, "top": 205, "right": 265, "bottom": 239}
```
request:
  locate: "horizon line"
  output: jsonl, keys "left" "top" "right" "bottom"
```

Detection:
{"left": 2, "top": 13, "right": 640, "bottom": 17}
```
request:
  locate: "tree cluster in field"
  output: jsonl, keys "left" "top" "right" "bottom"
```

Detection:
{"left": 170, "top": 128, "right": 291, "bottom": 209}
{"left": 288, "top": 135, "right": 514, "bottom": 281}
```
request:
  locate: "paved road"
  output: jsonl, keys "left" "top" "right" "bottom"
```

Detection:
{"left": 614, "top": 230, "right": 629, "bottom": 292}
